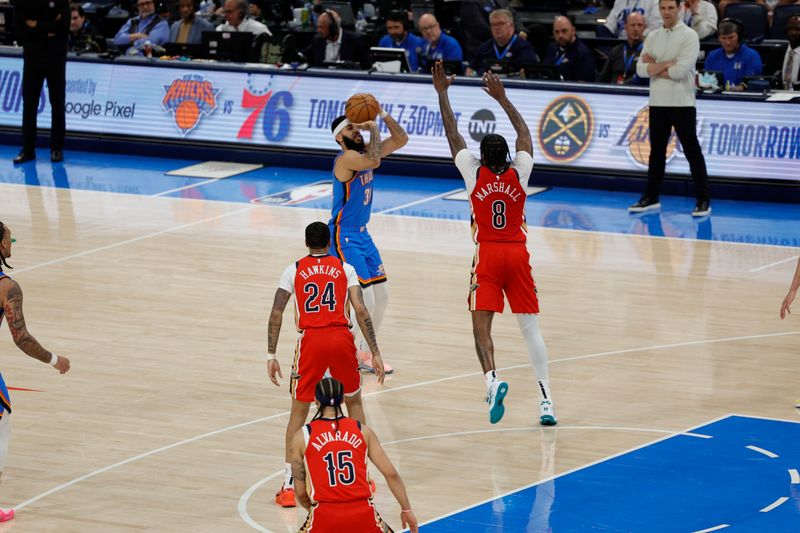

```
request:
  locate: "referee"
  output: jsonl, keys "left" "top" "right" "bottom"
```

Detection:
{"left": 13, "top": 0, "right": 70, "bottom": 164}
{"left": 629, "top": 0, "right": 711, "bottom": 216}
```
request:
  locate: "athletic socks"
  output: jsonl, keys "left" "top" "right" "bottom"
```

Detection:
{"left": 284, "top": 462, "right": 293, "bottom": 489}
{"left": 485, "top": 370, "right": 497, "bottom": 388}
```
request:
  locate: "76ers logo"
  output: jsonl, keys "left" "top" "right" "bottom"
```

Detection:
{"left": 237, "top": 74, "right": 293, "bottom": 142}
{"left": 162, "top": 74, "right": 220, "bottom": 136}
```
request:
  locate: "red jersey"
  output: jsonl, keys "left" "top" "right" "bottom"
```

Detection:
{"left": 303, "top": 417, "right": 371, "bottom": 504}
{"left": 288, "top": 255, "right": 353, "bottom": 330}
{"left": 469, "top": 164, "right": 528, "bottom": 244}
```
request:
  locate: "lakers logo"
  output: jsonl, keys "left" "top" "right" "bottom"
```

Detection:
{"left": 616, "top": 106, "right": 678, "bottom": 167}
{"left": 538, "top": 95, "right": 594, "bottom": 163}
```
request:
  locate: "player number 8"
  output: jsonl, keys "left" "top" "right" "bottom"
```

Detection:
{"left": 491, "top": 200, "right": 506, "bottom": 229}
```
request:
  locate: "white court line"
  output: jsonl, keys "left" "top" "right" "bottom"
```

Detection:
{"left": 746, "top": 445, "right": 779, "bottom": 458}
{"left": 750, "top": 255, "right": 800, "bottom": 273}
{"left": 693, "top": 524, "right": 730, "bottom": 533}
{"left": 10, "top": 204, "right": 258, "bottom": 276}
{"left": 237, "top": 425, "right": 711, "bottom": 533}
{"left": 375, "top": 189, "right": 464, "bottom": 215}
{"left": 152, "top": 178, "right": 220, "bottom": 197}
{"left": 730, "top": 412, "right": 800, "bottom": 425}
{"left": 13, "top": 331, "right": 794, "bottom": 512}
{"left": 759, "top": 496, "right": 789, "bottom": 513}
{"left": 790, "top": 469, "right": 800, "bottom": 484}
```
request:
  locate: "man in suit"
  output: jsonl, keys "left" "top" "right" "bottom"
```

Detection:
{"left": 169, "top": 0, "right": 215, "bottom": 44}
{"left": 599, "top": 11, "right": 646, "bottom": 84}
{"left": 68, "top": 3, "right": 106, "bottom": 53}
{"left": 13, "top": 0, "right": 70, "bottom": 164}
{"left": 460, "top": 0, "right": 525, "bottom": 60}
{"left": 765, "top": 15, "right": 800, "bottom": 89}
{"left": 300, "top": 10, "right": 368, "bottom": 68}
{"left": 466, "top": 8, "right": 537, "bottom": 76}
{"left": 544, "top": 16, "right": 596, "bottom": 81}
{"left": 113, "top": 0, "right": 169, "bottom": 55}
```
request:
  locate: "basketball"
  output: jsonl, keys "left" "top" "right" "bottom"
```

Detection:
{"left": 345, "top": 93, "right": 380, "bottom": 123}
{"left": 175, "top": 100, "right": 201, "bottom": 132}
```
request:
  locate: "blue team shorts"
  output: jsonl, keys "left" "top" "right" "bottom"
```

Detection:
{"left": 329, "top": 225, "right": 387, "bottom": 287}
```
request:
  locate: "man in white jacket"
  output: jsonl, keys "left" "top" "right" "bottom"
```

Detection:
{"left": 604, "top": 0, "right": 662, "bottom": 37}
{"left": 680, "top": 0, "right": 718, "bottom": 40}
{"left": 629, "top": 0, "right": 711, "bottom": 216}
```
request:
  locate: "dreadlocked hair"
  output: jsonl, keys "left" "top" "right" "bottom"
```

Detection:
{"left": 480, "top": 134, "right": 512, "bottom": 174}
{"left": 312, "top": 377, "right": 346, "bottom": 431}
{"left": 0, "top": 222, "right": 11, "bottom": 270}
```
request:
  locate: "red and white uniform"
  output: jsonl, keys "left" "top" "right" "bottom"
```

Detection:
{"left": 300, "top": 417, "right": 391, "bottom": 533}
{"left": 455, "top": 148, "right": 539, "bottom": 314}
{"left": 278, "top": 255, "right": 361, "bottom": 402}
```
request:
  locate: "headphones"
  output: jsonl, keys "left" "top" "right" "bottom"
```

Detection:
{"left": 325, "top": 10, "right": 339, "bottom": 36}
{"left": 720, "top": 17, "right": 744, "bottom": 43}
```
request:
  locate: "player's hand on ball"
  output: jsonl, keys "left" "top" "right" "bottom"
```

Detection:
{"left": 371, "top": 352, "right": 386, "bottom": 384}
{"left": 482, "top": 71, "right": 506, "bottom": 101}
{"left": 401, "top": 509, "right": 419, "bottom": 532}
{"left": 432, "top": 60, "right": 455, "bottom": 93}
{"left": 267, "top": 359, "right": 283, "bottom": 386}
{"left": 54, "top": 356, "right": 70, "bottom": 374}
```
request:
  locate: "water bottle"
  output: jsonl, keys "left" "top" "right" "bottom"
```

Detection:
{"left": 355, "top": 10, "right": 366, "bottom": 32}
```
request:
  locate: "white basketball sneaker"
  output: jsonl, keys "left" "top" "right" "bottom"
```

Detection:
{"left": 539, "top": 400, "right": 557, "bottom": 426}
{"left": 485, "top": 380, "right": 509, "bottom": 424}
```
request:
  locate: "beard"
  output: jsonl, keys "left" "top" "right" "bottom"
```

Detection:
{"left": 342, "top": 136, "right": 365, "bottom": 152}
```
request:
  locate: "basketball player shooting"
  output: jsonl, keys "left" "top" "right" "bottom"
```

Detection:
{"left": 328, "top": 94, "right": 408, "bottom": 376}
{"left": 432, "top": 61, "right": 557, "bottom": 426}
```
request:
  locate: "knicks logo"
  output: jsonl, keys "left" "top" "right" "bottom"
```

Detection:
{"left": 162, "top": 74, "right": 220, "bottom": 136}
{"left": 616, "top": 106, "right": 678, "bottom": 167}
{"left": 538, "top": 95, "right": 594, "bottom": 163}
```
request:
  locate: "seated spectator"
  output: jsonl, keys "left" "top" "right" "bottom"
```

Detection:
{"left": 545, "top": 16, "right": 596, "bottom": 81}
{"left": 466, "top": 9, "right": 537, "bottom": 76}
{"left": 460, "top": 0, "right": 526, "bottom": 60}
{"left": 300, "top": 10, "right": 368, "bottom": 68}
{"left": 602, "top": 0, "right": 661, "bottom": 37}
{"left": 378, "top": 10, "right": 425, "bottom": 72}
{"left": 704, "top": 18, "right": 762, "bottom": 90}
{"left": 217, "top": 0, "right": 271, "bottom": 35}
{"left": 680, "top": 0, "right": 717, "bottom": 39}
{"left": 418, "top": 13, "right": 463, "bottom": 73}
{"left": 765, "top": 14, "right": 800, "bottom": 88}
{"left": 113, "top": 0, "right": 170, "bottom": 55}
{"left": 169, "top": 0, "right": 215, "bottom": 45}
{"left": 68, "top": 3, "right": 105, "bottom": 53}
{"left": 599, "top": 12, "right": 646, "bottom": 84}
{"left": 716, "top": 0, "right": 798, "bottom": 21}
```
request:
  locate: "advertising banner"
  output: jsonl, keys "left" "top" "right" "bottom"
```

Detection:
{"left": 0, "top": 56, "right": 798, "bottom": 181}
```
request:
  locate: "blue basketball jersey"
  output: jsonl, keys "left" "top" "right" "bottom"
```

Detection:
{"left": 329, "top": 152, "right": 375, "bottom": 228}
{"left": 0, "top": 272, "right": 12, "bottom": 413}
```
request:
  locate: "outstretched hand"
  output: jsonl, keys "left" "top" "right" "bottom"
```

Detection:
{"left": 482, "top": 71, "right": 506, "bottom": 101}
{"left": 432, "top": 60, "right": 455, "bottom": 94}
{"left": 781, "top": 290, "right": 796, "bottom": 319}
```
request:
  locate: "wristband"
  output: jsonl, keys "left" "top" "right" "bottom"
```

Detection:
{"left": 50, "top": 355, "right": 59, "bottom": 367}
{"left": 267, "top": 353, "right": 277, "bottom": 361}
{"left": 379, "top": 110, "right": 388, "bottom": 119}
{"left": 401, "top": 509, "right": 413, "bottom": 513}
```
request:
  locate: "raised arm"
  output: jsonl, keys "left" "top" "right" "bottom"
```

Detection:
{"left": 482, "top": 71, "right": 532, "bottom": 155}
{"left": 290, "top": 429, "right": 312, "bottom": 510}
{"left": 432, "top": 61, "right": 467, "bottom": 159}
{"left": 267, "top": 288, "right": 292, "bottom": 386}
{"left": 379, "top": 110, "right": 409, "bottom": 158}
{"left": 348, "top": 285, "right": 385, "bottom": 384}
{"left": 1, "top": 279, "right": 70, "bottom": 373}
{"left": 364, "top": 426, "right": 419, "bottom": 532}
{"left": 336, "top": 121, "right": 382, "bottom": 179}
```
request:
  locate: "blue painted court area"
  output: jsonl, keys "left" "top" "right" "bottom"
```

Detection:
{"left": 422, "top": 415, "right": 800, "bottom": 533}
{"left": 1, "top": 145, "right": 799, "bottom": 248}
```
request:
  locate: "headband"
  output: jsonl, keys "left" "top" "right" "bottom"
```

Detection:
{"left": 332, "top": 118, "right": 350, "bottom": 139}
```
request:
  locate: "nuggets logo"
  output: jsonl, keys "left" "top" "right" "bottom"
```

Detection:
{"left": 616, "top": 106, "right": 679, "bottom": 167}
{"left": 538, "top": 95, "right": 593, "bottom": 163}
{"left": 162, "top": 74, "right": 220, "bottom": 136}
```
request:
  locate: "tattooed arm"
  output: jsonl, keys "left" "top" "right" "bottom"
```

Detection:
{"left": 379, "top": 111, "right": 409, "bottom": 158}
{"left": 432, "top": 61, "right": 467, "bottom": 159}
{"left": 363, "top": 120, "right": 382, "bottom": 163}
{"left": 481, "top": 71, "right": 532, "bottom": 156}
{"left": 267, "top": 288, "right": 292, "bottom": 387}
{"left": 290, "top": 429, "right": 312, "bottom": 510}
{"left": 2, "top": 279, "right": 70, "bottom": 373}
{"left": 348, "top": 285, "right": 385, "bottom": 384}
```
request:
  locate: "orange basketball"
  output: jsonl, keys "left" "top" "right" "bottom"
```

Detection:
{"left": 345, "top": 93, "right": 380, "bottom": 123}
{"left": 175, "top": 100, "right": 201, "bottom": 131}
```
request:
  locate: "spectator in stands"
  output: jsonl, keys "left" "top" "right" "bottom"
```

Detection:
{"left": 765, "top": 14, "right": 800, "bottom": 89}
{"left": 378, "top": 10, "right": 425, "bottom": 72}
{"left": 169, "top": 0, "right": 215, "bottom": 44}
{"left": 460, "top": 0, "right": 526, "bottom": 60}
{"left": 680, "top": 0, "right": 717, "bottom": 39}
{"left": 418, "top": 14, "right": 463, "bottom": 73}
{"left": 544, "top": 16, "right": 596, "bottom": 81}
{"left": 716, "top": 0, "right": 799, "bottom": 22}
{"left": 466, "top": 9, "right": 537, "bottom": 76}
{"left": 68, "top": 3, "right": 105, "bottom": 53}
{"left": 602, "top": 0, "right": 661, "bottom": 37}
{"left": 599, "top": 12, "right": 646, "bottom": 83}
{"left": 300, "top": 10, "right": 368, "bottom": 67}
{"left": 217, "top": 0, "right": 271, "bottom": 35}
{"left": 113, "top": 0, "right": 169, "bottom": 55}
{"left": 704, "top": 18, "right": 762, "bottom": 90}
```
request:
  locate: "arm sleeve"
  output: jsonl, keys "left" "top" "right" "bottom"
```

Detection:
{"left": 454, "top": 149, "right": 480, "bottom": 194}
{"left": 148, "top": 20, "right": 170, "bottom": 45}
{"left": 343, "top": 263, "right": 360, "bottom": 288}
{"left": 445, "top": 36, "right": 463, "bottom": 61}
{"left": 113, "top": 19, "right": 134, "bottom": 47}
{"left": 278, "top": 264, "right": 296, "bottom": 294}
{"left": 691, "top": 2, "right": 717, "bottom": 40}
{"left": 513, "top": 150, "right": 534, "bottom": 185}
{"left": 667, "top": 29, "right": 699, "bottom": 81}
{"left": 604, "top": 1, "right": 622, "bottom": 35}
{"left": 745, "top": 49, "right": 763, "bottom": 77}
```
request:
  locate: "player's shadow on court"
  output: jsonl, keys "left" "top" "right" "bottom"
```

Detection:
{"left": 633, "top": 212, "right": 712, "bottom": 240}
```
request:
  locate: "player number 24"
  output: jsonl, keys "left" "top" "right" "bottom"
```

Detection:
{"left": 303, "top": 282, "right": 337, "bottom": 313}
{"left": 322, "top": 450, "right": 356, "bottom": 486}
